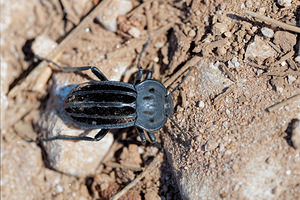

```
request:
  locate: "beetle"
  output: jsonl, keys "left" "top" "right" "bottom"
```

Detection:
{"left": 39, "top": 41, "right": 191, "bottom": 143}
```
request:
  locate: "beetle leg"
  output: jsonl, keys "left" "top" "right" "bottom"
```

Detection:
{"left": 136, "top": 127, "right": 146, "bottom": 143}
{"left": 145, "top": 63, "right": 154, "bottom": 79}
{"left": 41, "top": 135, "right": 97, "bottom": 142}
{"left": 135, "top": 40, "right": 151, "bottom": 84}
{"left": 41, "top": 129, "right": 109, "bottom": 142}
{"left": 145, "top": 70, "right": 153, "bottom": 79}
{"left": 35, "top": 55, "right": 108, "bottom": 81}
{"left": 94, "top": 129, "right": 109, "bottom": 141}
{"left": 135, "top": 69, "right": 143, "bottom": 84}
{"left": 146, "top": 131, "right": 156, "bottom": 143}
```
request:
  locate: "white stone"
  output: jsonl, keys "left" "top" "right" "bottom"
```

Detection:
{"left": 42, "top": 110, "right": 114, "bottom": 176}
{"left": 224, "top": 31, "right": 232, "bottom": 38}
{"left": 154, "top": 42, "right": 164, "bottom": 48}
{"left": 281, "top": 61, "right": 287, "bottom": 66}
{"left": 128, "top": 27, "right": 141, "bottom": 38}
{"left": 261, "top": 27, "right": 274, "bottom": 38}
{"left": 295, "top": 56, "right": 300, "bottom": 63}
{"left": 240, "top": 3, "right": 245, "bottom": 9}
{"left": 277, "top": 0, "right": 292, "bottom": 7}
{"left": 199, "top": 101, "right": 205, "bottom": 108}
{"left": 97, "top": 0, "right": 133, "bottom": 32}
{"left": 32, "top": 35, "right": 57, "bottom": 57}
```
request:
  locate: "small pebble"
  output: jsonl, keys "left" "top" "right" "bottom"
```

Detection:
{"left": 225, "top": 109, "right": 230, "bottom": 115}
{"left": 212, "top": 23, "right": 228, "bottom": 36}
{"left": 281, "top": 61, "right": 287, "bottom": 66}
{"left": 240, "top": 3, "right": 245, "bottom": 9}
{"left": 261, "top": 27, "right": 274, "bottom": 38}
{"left": 32, "top": 35, "right": 57, "bottom": 57}
{"left": 295, "top": 56, "right": 300, "bottom": 63}
{"left": 199, "top": 101, "right": 205, "bottom": 108}
{"left": 153, "top": 57, "right": 159, "bottom": 63}
{"left": 154, "top": 42, "right": 164, "bottom": 48}
{"left": 246, "top": 0, "right": 253, "bottom": 8}
{"left": 217, "top": 46, "right": 227, "bottom": 55}
{"left": 258, "top": 8, "right": 266, "bottom": 14}
{"left": 224, "top": 31, "right": 232, "bottom": 38}
{"left": 188, "top": 29, "right": 196, "bottom": 37}
{"left": 251, "top": 26, "right": 258, "bottom": 33}
{"left": 128, "top": 27, "right": 141, "bottom": 38}
{"left": 277, "top": 0, "right": 292, "bottom": 7}
{"left": 56, "top": 184, "right": 63, "bottom": 193}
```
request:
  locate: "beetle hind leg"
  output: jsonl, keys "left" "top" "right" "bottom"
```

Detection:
{"left": 40, "top": 129, "right": 109, "bottom": 142}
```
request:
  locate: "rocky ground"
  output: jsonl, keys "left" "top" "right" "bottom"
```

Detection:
{"left": 1, "top": 0, "right": 300, "bottom": 199}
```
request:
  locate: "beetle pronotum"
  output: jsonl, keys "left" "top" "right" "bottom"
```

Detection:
{"left": 39, "top": 41, "right": 191, "bottom": 143}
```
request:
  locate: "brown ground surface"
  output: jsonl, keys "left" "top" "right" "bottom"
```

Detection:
{"left": 1, "top": 0, "right": 300, "bottom": 200}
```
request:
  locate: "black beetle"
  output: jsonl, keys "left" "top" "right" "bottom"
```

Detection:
{"left": 40, "top": 41, "right": 191, "bottom": 143}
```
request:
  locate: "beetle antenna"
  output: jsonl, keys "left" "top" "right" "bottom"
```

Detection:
{"left": 137, "top": 40, "right": 151, "bottom": 70}
{"left": 167, "top": 67, "right": 192, "bottom": 97}
{"left": 168, "top": 116, "right": 186, "bottom": 136}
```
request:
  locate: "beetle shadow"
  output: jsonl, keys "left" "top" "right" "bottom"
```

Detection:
{"left": 284, "top": 119, "right": 299, "bottom": 149}
{"left": 163, "top": 126, "right": 191, "bottom": 148}
{"left": 50, "top": 83, "right": 81, "bottom": 128}
{"left": 157, "top": 152, "right": 182, "bottom": 199}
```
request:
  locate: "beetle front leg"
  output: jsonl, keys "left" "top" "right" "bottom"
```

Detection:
{"left": 145, "top": 70, "right": 153, "bottom": 80}
{"left": 35, "top": 55, "right": 108, "bottom": 81}
{"left": 41, "top": 129, "right": 109, "bottom": 142}
{"left": 146, "top": 131, "right": 156, "bottom": 143}
{"left": 145, "top": 63, "right": 154, "bottom": 80}
{"left": 135, "top": 69, "right": 143, "bottom": 84}
{"left": 135, "top": 40, "right": 151, "bottom": 84}
{"left": 136, "top": 127, "right": 146, "bottom": 143}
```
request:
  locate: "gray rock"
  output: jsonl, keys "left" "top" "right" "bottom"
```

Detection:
{"left": 195, "top": 60, "right": 233, "bottom": 98}
{"left": 245, "top": 36, "right": 277, "bottom": 63}
{"left": 40, "top": 73, "right": 114, "bottom": 176}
